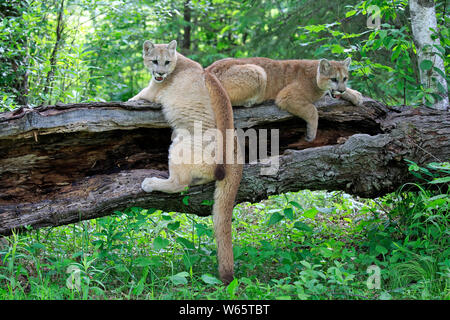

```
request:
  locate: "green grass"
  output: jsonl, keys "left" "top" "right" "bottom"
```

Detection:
{"left": 0, "top": 162, "right": 449, "bottom": 300}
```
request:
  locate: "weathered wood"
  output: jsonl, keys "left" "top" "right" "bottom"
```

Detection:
{"left": 0, "top": 96, "right": 448, "bottom": 235}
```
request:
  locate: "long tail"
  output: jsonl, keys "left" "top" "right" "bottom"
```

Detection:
{"left": 204, "top": 70, "right": 234, "bottom": 181}
{"left": 212, "top": 153, "right": 243, "bottom": 284}
{"left": 204, "top": 69, "right": 243, "bottom": 284}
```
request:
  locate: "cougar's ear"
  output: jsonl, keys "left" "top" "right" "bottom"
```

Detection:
{"left": 143, "top": 40, "right": 155, "bottom": 55}
{"left": 342, "top": 57, "right": 351, "bottom": 68}
{"left": 318, "top": 59, "right": 332, "bottom": 76}
{"left": 167, "top": 40, "right": 177, "bottom": 52}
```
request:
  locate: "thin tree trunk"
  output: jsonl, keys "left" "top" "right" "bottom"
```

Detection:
{"left": 43, "top": 0, "right": 65, "bottom": 103}
{"left": 0, "top": 0, "right": 29, "bottom": 106}
{"left": 182, "top": 0, "right": 191, "bottom": 50}
{"left": 410, "top": 0, "right": 449, "bottom": 110}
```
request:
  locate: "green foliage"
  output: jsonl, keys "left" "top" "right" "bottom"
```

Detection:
{"left": 1, "top": 161, "right": 448, "bottom": 299}
{"left": 0, "top": 0, "right": 448, "bottom": 300}
{"left": 1, "top": 0, "right": 448, "bottom": 112}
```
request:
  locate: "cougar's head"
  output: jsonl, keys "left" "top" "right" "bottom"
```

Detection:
{"left": 316, "top": 58, "right": 351, "bottom": 99}
{"left": 143, "top": 40, "right": 177, "bottom": 83}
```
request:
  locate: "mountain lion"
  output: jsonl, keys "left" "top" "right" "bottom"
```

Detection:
{"left": 206, "top": 57, "right": 364, "bottom": 142}
{"left": 129, "top": 40, "right": 243, "bottom": 284}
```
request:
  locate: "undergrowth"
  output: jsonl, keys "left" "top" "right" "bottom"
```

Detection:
{"left": 0, "top": 161, "right": 448, "bottom": 300}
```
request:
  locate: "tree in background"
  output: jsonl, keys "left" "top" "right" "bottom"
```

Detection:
{"left": 0, "top": 0, "right": 448, "bottom": 110}
{"left": 0, "top": 0, "right": 29, "bottom": 106}
{"left": 410, "top": 0, "right": 448, "bottom": 110}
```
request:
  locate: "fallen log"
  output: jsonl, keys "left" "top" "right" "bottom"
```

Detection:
{"left": 0, "top": 96, "right": 448, "bottom": 235}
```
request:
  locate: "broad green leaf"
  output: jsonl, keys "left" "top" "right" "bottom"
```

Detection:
{"left": 303, "top": 208, "right": 318, "bottom": 219}
{"left": 419, "top": 59, "right": 433, "bottom": 71}
{"left": 167, "top": 221, "right": 180, "bottom": 231}
{"left": 227, "top": 278, "right": 239, "bottom": 298}
{"left": 331, "top": 44, "right": 345, "bottom": 54}
{"left": 153, "top": 236, "right": 169, "bottom": 251}
{"left": 433, "top": 66, "right": 446, "bottom": 78}
{"left": 268, "top": 212, "right": 284, "bottom": 225}
{"left": 176, "top": 237, "right": 195, "bottom": 249}
{"left": 170, "top": 272, "right": 189, "bottom": 285}
{"left": 201, "top": 274, "right": 222, "bottom": 285}
{"left": 283, "top": 207, "right": 294, "bottom": 220}
{"left": 289, "top": 201, "right": 303, "bottom": 210}
{"left": 201, "top": 199, "right": 214, "bottom": 206}
{"left": 425, "top": 94, "right": 435, "bottom": 104}
{"left": 375, "top": 245, "right": 388, "bottom": 255}
{"left": 195, "top": 223, "right": 212, "bottom": 238}
{"left": 134, "top": 257, "right": 153, "bottom": 267}
{"left": 345, "top": 10, "right": 357, "bottom": 18}
{"left": 294, "top": 221, "right": 313, "bottom": 232}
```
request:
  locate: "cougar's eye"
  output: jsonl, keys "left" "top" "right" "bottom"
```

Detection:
{"left": 331, "top": 78, "right": 338, "bottom": 82}
{"left": 343, "top": 77, "right": 348, "bottom": 82}
{"left": 152, "top": 60, "right": 158, "bottom": 65}
{"left": 165, "top": 61, "right": 170, "bottom": 66}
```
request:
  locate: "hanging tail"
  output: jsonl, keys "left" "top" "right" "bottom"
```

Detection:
{"left": 204, "top": 70, "right": 234, "bottom": 181}
{"left": 212, "top": 147, "right": 243, "bottom": 284}
{"left": 204, "top": 70, "right": 243, "bottom": 284}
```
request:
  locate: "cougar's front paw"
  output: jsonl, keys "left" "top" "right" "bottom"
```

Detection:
{"left": 353, "top": 93, "right": 364, "bottom": 107}
{"left": 141, "top": 177, "right": 155, "bottom": 192}
{"left": 343, "top": 90, "right": 364, "bottom": 107}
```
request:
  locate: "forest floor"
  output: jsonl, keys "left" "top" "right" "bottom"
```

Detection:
{"left": 0, "top": 175, "right": 448, "bottom": 300}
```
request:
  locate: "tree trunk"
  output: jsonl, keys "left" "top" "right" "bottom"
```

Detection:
{"left": 409, "top": 0, "right": 449, "bottom": 110}
{"left": 182, "top": 0, "right": 191, "bottom": 50}
{"left": 0, "top": 0, "right": 29, "bottom": 106}
{"left": 0, "top": 96, "right": 449, "bottom": 235}
{"left": 43, "top": 0, "right": 65, "bottom": 102}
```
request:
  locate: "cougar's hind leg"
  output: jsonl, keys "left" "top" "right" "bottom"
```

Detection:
{"left": 141, "top": 171, "right": 189, "bottom": 194}
{"left": 142, "top": 153, "right": 216, "bottom": 194}
{"left": 219, "top": 64, "right": 266, "bottom": 107}
{"left": 141, "top": 138, "right": 192, "bottom": 193}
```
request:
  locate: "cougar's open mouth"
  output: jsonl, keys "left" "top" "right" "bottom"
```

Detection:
{"left": 331, "top": 90, "right": 344, "bottom": 99}
{"left": 152, "top": 72, "right": 166, "bottom": 83}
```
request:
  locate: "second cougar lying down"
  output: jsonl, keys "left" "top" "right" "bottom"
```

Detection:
{"left": 206, "top": 57, "right": 364, "bottom": 142}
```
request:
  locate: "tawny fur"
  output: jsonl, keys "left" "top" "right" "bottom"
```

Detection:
{"left": 129, "top": 40, "right": 243, "bottom": 284}
{"left": 206, "top": 57, "right": 364, "bottom": 142}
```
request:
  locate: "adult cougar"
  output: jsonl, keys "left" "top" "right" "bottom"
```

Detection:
{"left": 206, "top": 57, "right": 364, "bottom": 142}
{"left": 129, "top": 40, "right": 243, "bottom": 284}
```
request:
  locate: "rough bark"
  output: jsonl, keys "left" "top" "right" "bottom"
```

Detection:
{"left": 0, "top": 96, "right": 449, "bottom": 235}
